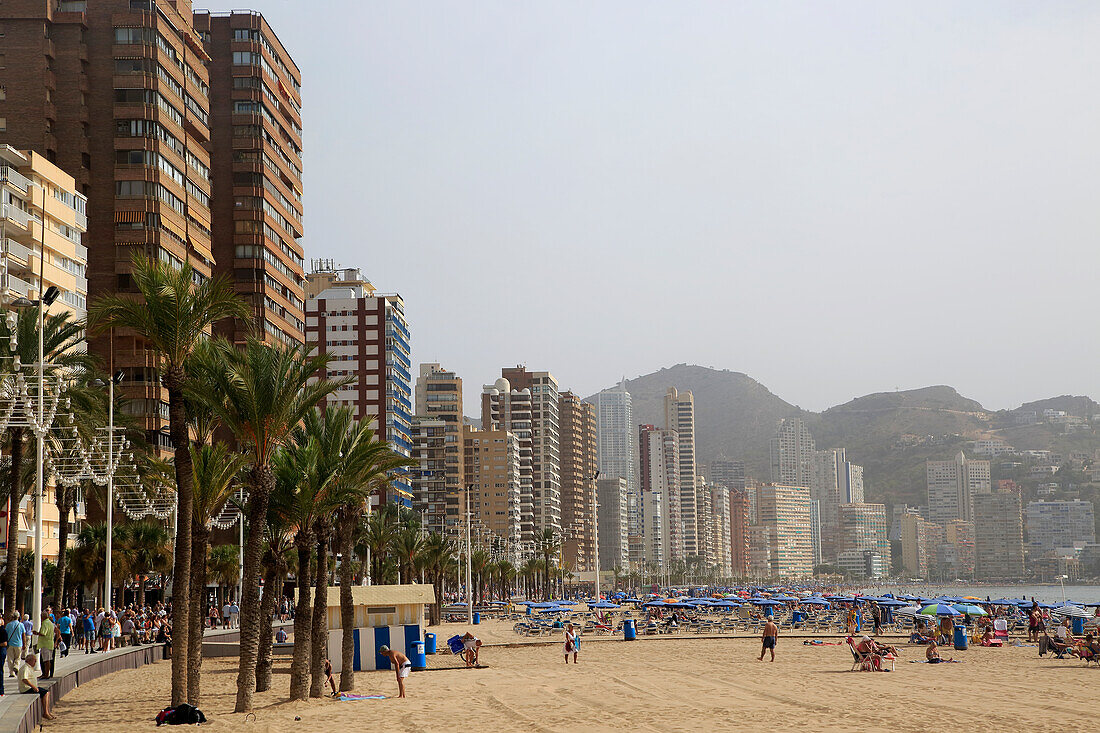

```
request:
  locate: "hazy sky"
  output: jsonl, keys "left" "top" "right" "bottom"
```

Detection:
{"left": 255, "top": 0, "right": 1099, "bottom": 412}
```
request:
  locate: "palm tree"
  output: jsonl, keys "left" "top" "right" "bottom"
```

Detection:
{"left": 90, "top": 254, "right": 248, "bottom": 707}
{"left": 420, "top": 532, "right": 457, "bottom": 625}
{"left": 206, "top": 544, "right": 240, "bottom": 609}
{"left": 118, "top": 520, "right": 171, "bottom": 607}
{"left": 470, "top": 550, "right": 490, "bottom": 605}
{"left": 536, "top": 529, "right": 561, "bottom": 600}
{"left": 197, "top": 338, "right": 345, "bottom": 711}
{"left": 393, "top": 527, "right": 423, "bottom": 585}
{"left": 0, "top": 308, "right": 90, "bottom": 614}
{"left": 255, "top": 460, "right": 297, "bottom": 693}
{"left": 360, "top": 504, "right": 398, "bottom": 583}
{"left": 186, "top": 442, "right": 245, "bottom": 705}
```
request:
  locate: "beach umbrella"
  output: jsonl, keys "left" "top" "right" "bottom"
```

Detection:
{"left": 642, "top": 600, "right": 667, "bottom": 608}
{"left": 988, "top": 599, "right": 1019, "bottom": 606}
{"left": 919, "top": 604, "right": 961, "bottom": 617}
{"left": 877, "top": 599, "right": 911, "bottom": 608}
{"left": 771, "top": 595, "right": 799, "bottom": 603}
{"left": 1052, "top": 605, "right": 1091, "bottom": 619}
{"left": 799, "top": 598, "right": 830, "bottom": 607}
{"left": 588, "top": 602, "right": 622, "bottom": 610}
{"left": 953, "top": 604, "right": 988, "bottom": 616}
{"left": 751, "top": 599, "right": 784, "bottom": 607}
{"left": 538, "top": 606, "right": 568, "bottom": 613}
{"left": 894, "top": 606, "right": 923, "bottom": 616}
{"left": 713, "top": 600, "right": 742, "bottom": 608}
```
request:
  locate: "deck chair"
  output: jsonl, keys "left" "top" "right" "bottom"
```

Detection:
{"left": 1081, "top": 644, "right": 1100, "bottom": 667}
{"left": 993, "top": 619, "right": 1009, "bottom": 644}
{"left": 847, "top": 637, "right": 875, "bottom": 672}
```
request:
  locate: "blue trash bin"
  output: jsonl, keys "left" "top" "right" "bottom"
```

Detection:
{"left": 623, "top": 619, "right": 637, "bottom": 640}
{"left": 473, "top": 612, "right": 481, "bottom": 625}
{"left": 764, "top": 606, "right": 773, "bottom": 618}
{"left": 953, "top": 625, "right": 968, "bottom": 651}
{"left": 1072, "top": 617, "right": 1085, "bottom": 635}
{"left": 409, "top": 640, "right": 427, "bottom": 670}
{"left": 425, "top": 633, "right": 437, "bottom": 655}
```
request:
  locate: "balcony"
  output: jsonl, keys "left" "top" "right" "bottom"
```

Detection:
{"left": 1, "top": 204, "right": 32, "bottom": 233}
{"left": 2, "top": 239, "right": 33, "bottom": 269}
{"left": 0, "top": 167, "right": 32, "bottom": 194}
{"left": 2, "top": 272, "right": 33, "bottom": 298}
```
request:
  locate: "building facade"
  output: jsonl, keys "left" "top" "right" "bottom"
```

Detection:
{"left": 728, "top": 487, "right": 751, "bottom": 578}
{"left": 639, "top": 424, "right": 679, "bottom": 566}
{"left": 411, "top": 363, "right": 463, "bottom": 533}
{"left": 596, "top": 476, "right": 629, "bottom": 572}
{"left": 770, "top": 417, "right": 815, "bottom": 488}
{"left": 462, "top": 428, "right": 522, "bottom": 564}
{"left": 900, "top": 513, "right": 936, "bottom": 578}
{"left": 710, "top": 458, "right": 747, "bottom": 490}
{"left": 594, "top": 381, "right": 639, "bottom": 560}
{"left": 1, "top": 147, "right": 88, "bottom": 319}
{"left": 664, "top": 388, "right": 700, "bottom": 559}
{"left": 755, "top": 484, "right": 813, "bottom": 578}
{"left": 559, "top": 391, "right": 597, "bottom": 573}
{"left": 926, "top": 452, "right": 991, "bottom": 526}
{"left": 500, "top": 367, "right": 561, "bottom": 536}
{"left": 305, "top": 266, "right": 412, "bottom": 505}
{"left": 709, "top": 484, "right": 732, "bottom": 577}
{"left": 195, "top": 9, "right": 305, "bottom": 346}
{"left": 481, "top": 376, "right": 535, "bottom": 544}
{"left": 1024, "top": 500, "right": 1096, "bottom": 553}
{"left": 974, "top": 487, "right": 1024, "bottom": 580}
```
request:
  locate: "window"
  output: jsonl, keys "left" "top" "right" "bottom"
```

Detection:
{"left": 114, "top": 27, "right": 155, "bottom": 45}
{"left": 233, "top": 29, "right": 259, "bottom": 41}
{"left": 129, "top": 0, "right": 153, "bottom": 10}
{"left": 0, "top": 118, "right": 6, "bottom": 133}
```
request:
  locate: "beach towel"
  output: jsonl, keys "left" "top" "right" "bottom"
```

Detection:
{"left": 909, "top": 659, "right": 961, "bottom": 664}
{"left": 338, "top": 693, "right": 387, "bottom": 701}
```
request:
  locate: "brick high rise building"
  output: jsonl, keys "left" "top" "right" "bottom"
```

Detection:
{"left": 194, "top": 9, "right": 305, "bottom": 345}
{"left": 463, "top": 428, "right": 522, "bottom": 565}
{"left": 728, "top": 487, "right": 750, "bottom": 577}
{"left": 0, "top": 1, "right": 303, "bottom": 450}
{"left": 411, "top": 363, "right": 463, "bottom": 534}
{"left": 559, "top": 391, "right": 597, "bottom": 573}
{"left": 974, "top": 485, "right": 1024, "bottom": 580}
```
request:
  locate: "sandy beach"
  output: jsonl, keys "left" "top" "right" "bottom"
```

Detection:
{"left": 48, "top": 622, "right": 1098, "bottom": 732}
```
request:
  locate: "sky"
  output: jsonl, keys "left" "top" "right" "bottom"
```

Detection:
{"left": 254, "top": 0, "right": 1100, "bottom": 412}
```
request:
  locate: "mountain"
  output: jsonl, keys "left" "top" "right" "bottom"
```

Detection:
{"left": 588, "top": 364, "right": 1100, "bottom": 510}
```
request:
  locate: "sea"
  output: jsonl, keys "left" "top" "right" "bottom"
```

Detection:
{"left": 858, "top": 583, "right": 1100, "bottom": 605}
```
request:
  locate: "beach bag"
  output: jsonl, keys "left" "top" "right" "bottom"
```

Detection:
{"left": 165, "top": 703, "right": 206, "bottom": 725}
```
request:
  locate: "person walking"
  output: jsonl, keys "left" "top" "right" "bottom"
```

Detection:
{"left": 4, "top": 612, "right": 24, "bottom": 676}
{"left": 758, "top": 616, "right": 779, "bottom": 662}
{"left": 33, "top": 612, "right": 55, "bottom": 679}
{"left": 56, "top": 610, "right": 72, "bottom": 658}
{"left": 563, "top": 624, "right": 578, "bottom": 664}
{"left": 229, "top": 601, "right": 240, "bottom": 629}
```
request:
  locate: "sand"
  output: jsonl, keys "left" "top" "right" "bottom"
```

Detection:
{"left": 48, "top": 622, "right": 1098, "bottom": 732}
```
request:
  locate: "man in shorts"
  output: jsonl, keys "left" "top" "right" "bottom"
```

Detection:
{"left": 758, "top": 617, "right": 778, "bottom": 662}
{"left": 33, "top": 612, "right": 55, "bottom": 678}
{"left": 379, "top": 645, "right": 411, "bottom": 698}
{"left": 4, "top": 612, "right": 23, "bottom": 676}
{"left": 18, "top": 653, "right": 55, "bottom": 720}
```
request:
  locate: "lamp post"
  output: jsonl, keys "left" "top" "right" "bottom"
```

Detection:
{"left": 91, "top": 370, "right": 124, "bottom": 607}
{"left": 465, "top": 484, "right": 473, "bottom": 624}
{"left": 591, "top": 470, "right": 600, "bottom": 600}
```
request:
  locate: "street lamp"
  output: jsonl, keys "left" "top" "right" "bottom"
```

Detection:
{"left": 465, "top": 484, "right": 473, "bottom": 625}
{"left": 90, "top": 370, "right": 124, "bottom": 607}
{"left": 591, "top": 470, "right": 600, "bottom": 600}
{"left": 10, "top": 285, "right": 59, "bottom": 636}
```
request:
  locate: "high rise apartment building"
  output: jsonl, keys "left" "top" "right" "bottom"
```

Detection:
{"left": 710, "top": 458, "right": 746, "bottom": 490}
{"left": 709, "top": 485, "right": 731, "bottom": 577}
{"left": 500, "top": 367, "right": 561, "bottom": 535}
{"left": 974, "top": 486, "right": 1024, "bottom": 580}
{"left": 770, "top": 417, "right": 815, "bottom": 488}
{"left": 305, "top": 266, "right": 412, "bottom": 505}
{"left": 481, "top": 376, "right": 535, "bottom": 542}
{"left": 639, "top": 424, "right": 679, "bottom": 566}
{"left": 837, "top": 502, "right": 889, "bottom": 563}
{"left": 558, "top": 391, "right": 597, "bottom": 573}
{"left": 594, "top": 381, "right": 638, "bottom": 559}
{"left": 411, "top": 363, "right": 463, "bottom": 534}
{"left": 755, "top": 484, "right": 813, "bottom": 578}
{"left": 944, "top": 520, "right": 975, "bottom": 577}
{"left": 900, "top": 513, "right": 936, "bottom": 578}
{"left": 463, "top": 428, "right": 522, "bottom": 564}
{"left": 1024, "top": 500, "right": 1096, "bottom": 553}
{"left": 664, "top": 388, "right": 700, "bottom": 558}
{"left": 927, "top": 452, "right": 991, "bottom": 526}
{"left": 0, "top": 1, "right": 303, "bottom": 450}
{"left": 728, "top": 488, "right": 751, "bottom": 577}
{"left": 194, "top": 9, "right": 305, "bottom": 346}
{"left": 596, "top": 476, "right": 628, "bottom": 572}
{"left": 1, "top": 147, "right": 88, "bottom": 318}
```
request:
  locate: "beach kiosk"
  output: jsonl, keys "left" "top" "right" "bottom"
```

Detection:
{"left": 324, "top": 584, "right": 436, "bottom": 673}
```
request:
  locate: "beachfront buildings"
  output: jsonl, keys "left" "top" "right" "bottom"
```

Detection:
{"left": 639, "top": 424, "right": 679, "bottom": 567}
{"left": 900, "top": 513, "right": 936, "bottom": 578}
{"left": 596, "top": 476, "right": 629, "bottom": 572}
{"left": 754, "top": 484, "right": 813, "bottom": 578}
{"left": 559, "top": 391, "right": 597, "bottom": 573}
{"left": 729, "top": 488, "right": 751, "bottom": 577}
{"left": 501, "top": 367, "right": 561, "bottom": 535}
{"left": 664, "top": 388, "right": 701, "bottom": 559}
{"left": 305, "top": 265, "right": 413, "bottom": 505}
{"left": 770, "top": 417, "right": 815, "bottom": 488}
{"left": 195, "top": 9, "right": 306, "bottom": 346}
{"left": 594, "top": 381, "right": 640, "bottom": 564}
{"left": 973, "top": 486, "right": 1025, "bottom": 580}
{"left": 0, "top": 148, "right": 88, "bottom": 561}
{"left": 463, "top": 428, "right": 523, "bottom": 565}
{"left": 411, "top": 363, "right": 464, "bottom": 534}
{"left": 0, "top": 1, "right": 305, "bottom": 452}
{"left": 810, "top": 447, "right": 865, "bottom": 560}
{"left": 482, "top": 375, "right": 535, "bottom": 543}
{"left": 926, "top": 451, "right": 991, "bottom": 526}
{"left": 711, "top": 458, "right": 747, "bottom": 490}
{"left": 1024, "top": 500, "right": 1096, "bottom": 554}
{"left": 709, "top": 485, "right": 732, "bottom": 577}
{"left": 1, "top": 147, "right": 88, "bottom": 318}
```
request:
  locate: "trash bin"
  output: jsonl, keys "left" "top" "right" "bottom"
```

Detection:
{"left": 623, "top": 619, "right": 637, "bottom": 640}
{"left": 1072, "top": 617, "right": 1085, "bottom": 635}
{"left": 792, "top": 611, "right": 804, "bottom": 625}
{"left": 953, "top": 624, "right": 968, "bottom": 651}
{"left": 526, "top": 604, "right": 532, "bottom": 616}
{"left": 764, "top": 606, "right": 773, "bottom": 618}
{"left": 473, "top": 612, "right": 481, "bottom": 625}
{"left": 425, "top": 632, "right": 437, "bottom": 655}
{"left": 409, "top": 640, "right": 427, "bottom": 670}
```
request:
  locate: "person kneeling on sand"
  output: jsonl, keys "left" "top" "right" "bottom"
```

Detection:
{"left": 379, "top": 646, "right": 411, "bottom": 698}
{"left": 19, "top": 654, "right": 55, "bottom": 720}
{"left": 461, "top": 632, "right": 482, "bottom": 668}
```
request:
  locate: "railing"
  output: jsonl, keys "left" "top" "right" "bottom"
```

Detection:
{"left": 2, "top": 238, "right": 33, "bottom": 267}
{"left": 1, "top": 203, "right": 31, "bottom": 229}
{"left": 3, "top": 272, "right": 32, "bottom": 297}
{"left": 57, "top": 1, "right": 88, "bottom": 11}
{"left": 0, "top": 166, "right": 32, "bottom": 193}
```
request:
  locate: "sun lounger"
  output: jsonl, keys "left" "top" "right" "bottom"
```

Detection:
{"left": 993, "top": 619, "right": 1009, "bottom": 644}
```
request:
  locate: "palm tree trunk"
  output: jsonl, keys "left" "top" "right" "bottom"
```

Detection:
{"left": 337, "top": 514, "right": 356, "bottom": 692}
{"left": 2, "top": 429, "right": 24, "bottom": 614}
{"left": 290, "top": 534, "right": 313, "bottom": 701}
{"left": 234, "top": 464, "right": 275, "bottom": 712}
{"left": 309, "top": 520, "right": 330, "bottom": 698}
{"left": 255, "top": 548, "right": 279, "bottom": 693}
{"left": 165, "top": 371, "right": 193, "bottom": 708}
{"left": 55, "top": 481, "right": 72, "bottom": 609}
{"left": 187, "top": 522, "right": 209, "bottom": 707}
